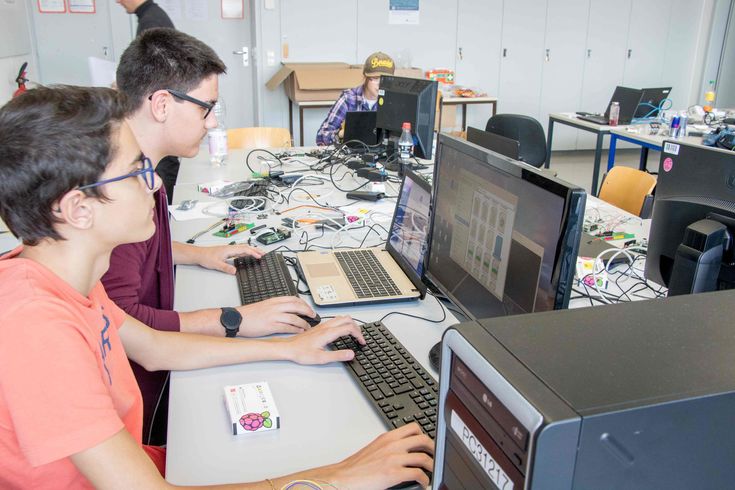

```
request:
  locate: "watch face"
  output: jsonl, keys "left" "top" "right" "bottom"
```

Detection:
{"left": 222, "top": 308, "right": 242, "bottom": 328}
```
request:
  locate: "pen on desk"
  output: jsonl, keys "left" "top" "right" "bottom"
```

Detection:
{"left": 186, "top": 219, "right": 225, "bottom": 244}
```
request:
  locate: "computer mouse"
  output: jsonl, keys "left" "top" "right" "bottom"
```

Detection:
{"left": 428, "top": 342, "right": 442, "bottom": 371}
{"left": 298, "top": 313, "right": 321, "bottom": 327}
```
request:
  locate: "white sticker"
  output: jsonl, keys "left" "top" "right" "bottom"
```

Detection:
{"left": 450, "top": 410, "right": 514, "bottom": 490}
{"left": 663, "top": 142, "right": 680, "bottom": 155}
{"left": 317, "top": 285, "right": 338, "bottom": 301}
{"left": 378, "top": 89, "right": 385, "bottom": 96}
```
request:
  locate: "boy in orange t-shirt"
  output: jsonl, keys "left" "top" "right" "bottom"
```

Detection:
{"left": 0, "top": 86, "right": 433, "bottom": 489}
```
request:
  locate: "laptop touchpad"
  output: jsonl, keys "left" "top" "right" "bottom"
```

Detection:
{"left": 306, "top": 262, "right": 341, "bottom": 278}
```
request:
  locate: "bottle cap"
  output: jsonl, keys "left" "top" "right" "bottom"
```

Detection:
{"left": 402, "top": 122, "right": 411, "bottom": 130}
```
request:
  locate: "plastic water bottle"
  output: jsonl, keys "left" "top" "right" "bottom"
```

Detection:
{"left": 398, "top": 122, "right": 413, "bottom": 160}
{"left": 208, "top": 100, "right": 228, "bottom": 166}
{"left": 703, "top": 80, "right": 716, "bottom": 113}
{"left": 608, "top": 101, "right": 620, "bottom": 126}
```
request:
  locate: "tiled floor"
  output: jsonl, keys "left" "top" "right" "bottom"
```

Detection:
{"left": 548, "top": 148, "right": 660, "bottom": 195}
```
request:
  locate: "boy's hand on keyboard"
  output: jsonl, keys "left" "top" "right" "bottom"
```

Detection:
{"left": 285, "top": 316, "right": 366, "bottom": 365}
{"left": 320, "top": 423, "right": 434, "bottom": 490}
{"left": 236, "top": 296, "right": 317, "bottom": 337}
{"left": 193, "top": 243, "right": 264, "bottom": 275}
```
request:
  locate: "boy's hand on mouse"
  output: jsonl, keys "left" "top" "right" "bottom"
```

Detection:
{"left": 283, "top": 316, "right": 365, "bottom": 365}
{"left": 317, "top": 423, "right": 434, "bottom": 490}
{"left": 235, "top": 296, "right": 316, "bottom": 337}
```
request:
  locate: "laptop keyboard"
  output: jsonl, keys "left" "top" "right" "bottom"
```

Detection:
{"left": 331, "top": 321, "right": 439, "bottom": 439}
{"left": 334, "top": 249, "right": 402, "bottom": 298}
{"left": 234, "top": 252, "right": 297, "bottom": 305}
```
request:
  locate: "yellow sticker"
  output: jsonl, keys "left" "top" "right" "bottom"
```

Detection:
{"left": 378, "top": 97, "right": 384, "bottom": 106}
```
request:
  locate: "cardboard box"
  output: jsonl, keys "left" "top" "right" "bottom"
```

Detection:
{"left": 266, "top": 62, "right": 364, "bottom": 102}
{"left": 266, "top": 63, "right": 426, "bottom": 102}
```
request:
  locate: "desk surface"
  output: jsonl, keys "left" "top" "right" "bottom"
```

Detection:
{"left": 608, "top": 125, "right": 706, "bottom": 147}
{"left": 549, "top": 112, "right": 616, "bottom": 132}
{"left": 441, "top": 95, "right": 497, "bottom": 105}
{"left": 166, "top": 148, "right": 656, "bottom": 485}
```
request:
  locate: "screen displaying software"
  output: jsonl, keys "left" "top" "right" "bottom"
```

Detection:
{"left": 389, "top": 174, "right": 432, "bottom": 277}
{"left": 428, "top": 144, "right": 566, "bottom": 319}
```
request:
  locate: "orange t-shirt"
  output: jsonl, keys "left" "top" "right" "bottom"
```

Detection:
{"left": 0, "top": 247, "right": 147, "bottom": 488}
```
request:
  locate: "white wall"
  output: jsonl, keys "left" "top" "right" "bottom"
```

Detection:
{"left": 715, "top": 0, "right": 735, "bottom": 107}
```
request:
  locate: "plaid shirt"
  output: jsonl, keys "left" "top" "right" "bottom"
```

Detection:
{"left": 316, "top": 84, "right": 376, "bottom": 145}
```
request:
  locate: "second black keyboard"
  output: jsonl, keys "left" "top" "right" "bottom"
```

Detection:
{"left": 331, "top": 321, "right": 439, "bottom": 439}
{"left": 234, "top": 252, "right": 298, "bottom": 305}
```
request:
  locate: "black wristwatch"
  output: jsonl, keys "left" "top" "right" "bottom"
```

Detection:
{"left": 220, "top": 307, "right": 242, "bottom": 338}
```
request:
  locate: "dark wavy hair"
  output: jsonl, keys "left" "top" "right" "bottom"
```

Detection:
{"left": 117, "top": 27, "right": 226, "bottom": 111}
{"left": 0, "top": 85, "right": 130, "bottom": 245}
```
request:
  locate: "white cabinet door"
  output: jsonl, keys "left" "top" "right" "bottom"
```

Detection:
{"left": 497, "top": 0, "right": 548, "bottom": 121}
{"left": 539, "top": 0, "right": 590, "bottom": 150}
{"left": 577, "top": 0, "right": 632, "bottom": 149}
{"left": 455, "top": 0, "right": 503, "bottom": 131}
{"left": 623, "top": 0, "right": 672, "bottom": 89}
{"left": 662, "top": 0, "right": 711, "bottom": 110}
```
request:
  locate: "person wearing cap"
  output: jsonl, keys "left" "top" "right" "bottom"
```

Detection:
{"left": 316, "top": 52, "right": 395, "bottom": 146}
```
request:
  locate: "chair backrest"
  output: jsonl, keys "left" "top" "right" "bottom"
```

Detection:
{"left": 227, "top": 127, "right": 292, "bottom": 149}
{"left": 598, "top": 166, "right": 657, "bottom": 217}
{"left": 485, "top": 114, "right": 547, "bottom": 167}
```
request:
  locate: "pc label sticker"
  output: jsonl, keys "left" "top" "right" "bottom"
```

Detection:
{"left": 663, "top": 142, "right": 680, "bottom": 155}
{"left": 662, "top": 157, "right": 674, "bottom": 172}
{"left": 450, "top": 410, "right": 514, "bottom": 490}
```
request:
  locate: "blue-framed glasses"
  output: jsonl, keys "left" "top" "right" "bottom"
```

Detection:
{"left": 149, "top": 89, "right": 215, "bottom": 119}
{"left": 78, "top": 156, "right": 156, "bottom": 191}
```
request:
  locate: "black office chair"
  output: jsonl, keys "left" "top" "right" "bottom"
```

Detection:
{"left": 485, "top": 114, "right": 547, "bottom": 168}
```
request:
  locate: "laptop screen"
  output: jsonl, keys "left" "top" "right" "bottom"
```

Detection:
{"left": 386, "top": 170, "right": 432, "bottom": 282}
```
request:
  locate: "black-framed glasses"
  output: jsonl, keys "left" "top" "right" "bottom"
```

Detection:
{"left": 151, "top": 89, "right": 215, "bottom": 119}
{"left": 78, "top": 156, "right": 156, "bottom": 191}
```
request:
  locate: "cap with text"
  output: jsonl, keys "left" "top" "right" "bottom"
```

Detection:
{"left": 363, "top": 52, "right": 395, "bottom": 77}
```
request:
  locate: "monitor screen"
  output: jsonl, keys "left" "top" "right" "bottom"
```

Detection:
{"left": 376, "top": 75, "right": 438, "bottom": 159}
{"left": 646, "top": 140, "right": 735, "bottom": 293}
{"left": 387, "top": 169, "right": 432, "bottom": 283}
{"left": 466, "top": 126, "right": 520, "bottom": 161}
{"left": 425, "top": 135, "right": 586, "bottom": 320}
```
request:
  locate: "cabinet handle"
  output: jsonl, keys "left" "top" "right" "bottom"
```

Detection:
{"left": 503, "top": 48, "right": 507, "bottom": 58}
{"left": 627, "top": 49, "right": 632, "bottom": 59}
{"left": 545, "top": 48, "right": 550, "bottom": 62}
{"left": 458, "top": 47, "right": 463, "bottom": 60}
{"left": 587, "top": 49, "right": 592, "bottom": 58}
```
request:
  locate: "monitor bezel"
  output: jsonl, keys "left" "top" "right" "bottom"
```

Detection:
{"left": 424, "top": 134, "right": 586, "bottom": 321}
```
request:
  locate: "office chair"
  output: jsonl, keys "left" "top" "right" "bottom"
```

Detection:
{"left": 598, "top": 166, "right": 657, "bottom": 218}
{"left": 485, "top": 114, "right": 547, "bottom": 167}
{"left": 227, "top": 127, "right": 292, "bottom": 149}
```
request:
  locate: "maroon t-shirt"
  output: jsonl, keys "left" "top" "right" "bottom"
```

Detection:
{"left": 102, "top": 186, "right": 178, "bottom": 442}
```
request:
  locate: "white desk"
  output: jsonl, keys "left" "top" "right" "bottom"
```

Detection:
{"left": 441, "top": 95, "right": 498, "bottom": 132}
{"left": 165, "top": 151, "right": 657, "bottom": 485}
{"left": 607, "top": 126, "right": 707, "bottom": 172}
{"left": 546, "top": 112, "right": 615, "bottom": 196}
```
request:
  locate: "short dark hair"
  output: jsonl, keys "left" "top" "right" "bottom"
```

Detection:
{"left": 0, "top": 85, "right": 130, "bottom": 245}
{"left": 117, "top": 28, "right": 227, "bottom": 110}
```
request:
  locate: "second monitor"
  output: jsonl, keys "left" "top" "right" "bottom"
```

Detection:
{"left": 376, "top": 75, "right": 438, "bottom": 160}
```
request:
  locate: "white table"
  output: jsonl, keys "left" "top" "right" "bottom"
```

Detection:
{"left": 607, "top": 125, "right": 707, "bottom": 172}
{"left": 165, "top": 150, "right": 657, "bottom": 485}
{"left": 546, "top": 112, "right": 615, "bottom": 196}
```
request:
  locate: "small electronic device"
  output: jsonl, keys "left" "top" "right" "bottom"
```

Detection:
{"left": 255, "top": 227, "right": 292, "bottom": 245}
{"left": 346, "top": 191, "right": 385, "bottom": 201}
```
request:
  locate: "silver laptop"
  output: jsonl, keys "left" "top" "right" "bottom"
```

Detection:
{"left": 296, "top": 170, "right": 431, "bottom": 306}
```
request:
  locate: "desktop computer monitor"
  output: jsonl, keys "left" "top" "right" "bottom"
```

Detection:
{"left": 645, "top": 140, "right": 735, "bottom": 295}
{"left": 425, "top": 134, "right": 586, "bottom": 321}
{"left": 466, "top": 126, "right": 520, "bottom": 160}
{"left": 376, "top": 75, "right": 438, "bottom": 159}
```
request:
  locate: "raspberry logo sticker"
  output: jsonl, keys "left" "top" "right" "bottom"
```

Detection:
{"left": 240, "top": 411, "right": 273, "bottom": 431}
{"left": 663, "top": 157, "right": 674, "bottom": 172}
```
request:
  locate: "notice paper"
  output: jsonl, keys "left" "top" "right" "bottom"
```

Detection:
{"left": 389, "top": 0, "right": 419, "bottom": 25}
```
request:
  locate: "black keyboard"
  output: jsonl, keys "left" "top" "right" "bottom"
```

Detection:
{"left": 334, "top": 249, "right": 402, "bottom": 298}
{"left": 331, "top": 321, "right": 439, "bottom": 439}
{"left": 234, "top": 252, "right": 297, "bottom": 305}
